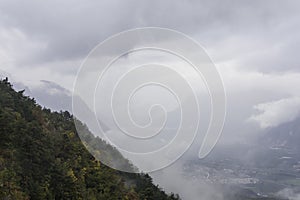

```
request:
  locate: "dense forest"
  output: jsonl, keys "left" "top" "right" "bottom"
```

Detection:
{"left": 0, "top": 78, "right": 180, "bottom": 200}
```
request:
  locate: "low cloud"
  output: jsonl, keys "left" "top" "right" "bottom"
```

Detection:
{"left": 248, "top": 97, "right": 300, "bottom": 128}
{"left": 277, "top": 188, "right": 300, "bottom": 200}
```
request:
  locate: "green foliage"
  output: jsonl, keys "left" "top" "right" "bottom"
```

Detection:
{"left": 0, "top": 78, "right": 180, "bottom": 200}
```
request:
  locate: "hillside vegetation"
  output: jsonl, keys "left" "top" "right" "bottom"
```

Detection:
{"left": 0, "top": 78, "right": 180, "bottom": 200}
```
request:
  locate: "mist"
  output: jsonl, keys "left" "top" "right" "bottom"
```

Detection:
{"left": 1, "top": 0, "right": 300, "bottom": 199}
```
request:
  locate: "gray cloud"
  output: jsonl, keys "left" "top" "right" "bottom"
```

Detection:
{"left": 0, "top": 0, "right": 299, "bottom": 73}
{"left": 248, "top": 97, "right": 300, "bottom": 128}
{"left": 1, "top": 0, "right": 299, "bottom": 142}
{"left": 2, "top": 1, "right": 300, "bottom": 198}
{"left": 1, "top": 0, "right": 300, "bottom": 146}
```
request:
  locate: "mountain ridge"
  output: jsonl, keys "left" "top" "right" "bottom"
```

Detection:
{"left": 0, "top": 78, "right": 180, "bottom": 200}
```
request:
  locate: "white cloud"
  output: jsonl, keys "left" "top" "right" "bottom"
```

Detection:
{"left": 277, "top": 188, "right": 300, "bottom": 200}
{"left": 248, "top": 97, "right": 300, "bottom": 128}
{"left": 0, "top": 28, "right": 46, "bottom": 66}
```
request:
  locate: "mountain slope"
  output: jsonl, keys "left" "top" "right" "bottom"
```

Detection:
{"left": 0, "top": 78, "right": 180, "bottom": 200}
{"left": 262, "top": 116, "right": 300, "bottom": 153}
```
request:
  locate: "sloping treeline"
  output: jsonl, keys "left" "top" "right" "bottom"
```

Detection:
{"left": 0, "top": 78, "right": 180, "bottom": 200}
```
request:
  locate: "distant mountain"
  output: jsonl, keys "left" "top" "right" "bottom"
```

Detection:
{"left": 249, "top": 115, "right": 300, "bottom": 170}
{"left": 262, "top": 116, "right": 300, "bottom": 154}
{"left": 181, "top": 113, "right": 300, "bottom": 199}
{"left": 0, "top": 70, "right": 73, "bottom": 112}
{"left": 0, "top": 72, "right": 110, "bottom": 137}
{"left": 30, "top": 80, "right": 73, "bottom": 112}
{"left": 0, "top": 78, "right": 180, "bottom": 200}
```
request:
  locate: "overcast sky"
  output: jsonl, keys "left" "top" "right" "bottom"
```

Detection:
{"left": 1, "top": 0, "right": 300, "bottom": 141}
{"left": 2, "top": 1, "right": 300, "bottom": 199}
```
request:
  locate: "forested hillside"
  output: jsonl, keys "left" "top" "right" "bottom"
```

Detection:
{"left": 0, "top": 78, "right": 180, "bottom": 200}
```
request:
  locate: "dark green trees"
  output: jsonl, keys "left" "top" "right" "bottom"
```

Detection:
{"left": 0, "top": 78, "right": 180, "bottom": 200}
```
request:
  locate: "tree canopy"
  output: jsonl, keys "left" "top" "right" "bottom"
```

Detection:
{"left": 0, "top": 78, "right": 180, "bottom": 200}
